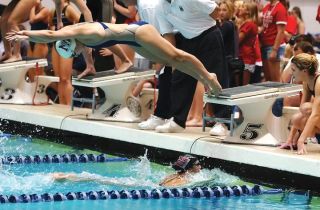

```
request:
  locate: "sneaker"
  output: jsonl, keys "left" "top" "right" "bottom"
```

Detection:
{"left": 138, "top": 115, "right": 165, "bottom": 130}
{"left": 155, "top": 118, "right": 184, "bottom": 133}
{"left": 209, "top": 123, "right": 229, "bottom": 136}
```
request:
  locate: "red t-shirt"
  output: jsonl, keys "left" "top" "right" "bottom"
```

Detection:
{"left": 260, "top": 2, "right": 287, "bottom": 47}
{"left": 286, "top": 14, "right": 297, "bottom": 36}
{"left": 239, "top": 21, "right": 258, "bottom": 65}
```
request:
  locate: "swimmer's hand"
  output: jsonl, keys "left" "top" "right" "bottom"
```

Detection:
{"left": 207, "top": 73, "right": 222, "bottom": 97}
{"left": 99, "top": 48, "right": 113, "bottom": 57}
{"left": 5, "top": 30, "right": 29, "bottom": 42}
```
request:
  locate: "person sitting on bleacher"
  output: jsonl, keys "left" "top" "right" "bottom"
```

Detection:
{"left": 6, "top": 21, "right": 222, "bottom": 96}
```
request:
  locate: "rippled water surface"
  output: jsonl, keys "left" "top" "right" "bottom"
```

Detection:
{"left": 0, "top": 135, "right": 318, "bottom": 210}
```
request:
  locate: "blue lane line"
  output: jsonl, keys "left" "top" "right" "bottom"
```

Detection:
{"left": 1, "top": 154, "right": 128, "bottom": 164}
{"left": 0, "top": 185, "right": 284, "bottom": 204}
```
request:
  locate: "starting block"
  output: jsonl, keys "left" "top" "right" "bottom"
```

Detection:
{"left": 0, "top": 59, "right": 59, "bottom": 104}
{"left": 72, "top": 67, "right": 156, "bottom": 122}
{"left": 203, "top": 82, "right": 303, "bottom": 146}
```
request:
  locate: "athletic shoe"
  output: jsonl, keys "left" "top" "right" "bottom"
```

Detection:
{"left": 209, "top": 123, "right": 229, "bottom": 136}
{"left": 138, "top": 115, "right": 165, "bottom": 130}
{"left": 155, "top": 118, "right": 184, "bottom": 133}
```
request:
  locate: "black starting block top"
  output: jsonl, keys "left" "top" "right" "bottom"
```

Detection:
{"left": 74, "top": 67, "right": 154, "bottom": 82}
{"left": 219, "top": 82, "right": 301, "bottom": 99}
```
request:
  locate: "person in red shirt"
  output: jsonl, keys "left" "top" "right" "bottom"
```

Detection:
{"left": 292, "top": 6, "right": 305, "bottom": 35}
{"left": 283, "top": 0, "right": 297, "bottom": 42}
{"left": 285, "top": 13, "right": 297, "bottom": 41}
{"left": 260, "top": 0, "right": 287, "bottom": 82}
{"left": 238, "top": 1, "right": 259, "bottom": 85}
{"left": 251, "top": 35, "right": 263, "bottom": 83}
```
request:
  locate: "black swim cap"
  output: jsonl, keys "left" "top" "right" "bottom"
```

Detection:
{"left": 172, "top": 155, "right": 199, "bottom": 172}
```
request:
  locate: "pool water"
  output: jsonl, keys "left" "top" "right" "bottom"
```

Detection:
{"left": 0, "top": 135, "right": 319, "bottom": 210}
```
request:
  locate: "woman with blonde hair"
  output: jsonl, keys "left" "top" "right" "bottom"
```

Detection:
{"left": 238, "top": 1, "right": 258, "bottom": 85}
{"left": 280, "top": 53, "right": 320, "bottom": 155}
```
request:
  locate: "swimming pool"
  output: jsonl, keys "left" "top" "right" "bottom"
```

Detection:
{"left": 0, "top": 134, "right": 319, "bottom": 210}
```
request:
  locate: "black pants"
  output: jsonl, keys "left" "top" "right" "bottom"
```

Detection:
{"left": 154, "top": 66, "right": 172, "bottom": 119}
{"left": 154, "top": 26, "right": 229, "bottom": 128}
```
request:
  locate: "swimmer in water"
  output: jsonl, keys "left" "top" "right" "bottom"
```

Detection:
{"left": 50, "top": 155, "right": 201, "bottom": 188}
{"left": 159, "top": 155, "right": 201, "bottom": 187}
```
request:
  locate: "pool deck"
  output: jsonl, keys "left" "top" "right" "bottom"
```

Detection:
{"left": 0, "top": 103, "right": 319, "bottom": 179}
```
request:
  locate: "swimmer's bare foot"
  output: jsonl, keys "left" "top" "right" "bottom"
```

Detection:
{"left": 2, "top": 55, "right": 22, "bottom": 63}
{"left": 207, "top": 73, "right": 222, "bottom": 97}
{"left": 114, "top": 61, "right": 133, "bottom": 74}
{"left": 186, "top": 119, "right": 203, "bottom": 127}
{"left": 77, "top": 67, "right": 96, "bottom": 79}
{"left": 0, "top": 54, "right": 11, "bottom": 63}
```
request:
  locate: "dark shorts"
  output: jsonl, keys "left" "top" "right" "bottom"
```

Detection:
{"left": 316, "top": 133, "right": 320, "bottom": 144}
{"left": 261, "top": 45, "right": 285, "bottom": 61}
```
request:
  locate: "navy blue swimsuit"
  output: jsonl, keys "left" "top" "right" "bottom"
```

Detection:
{"left": 84, "top": 21, "right": 148, "bottom": 50}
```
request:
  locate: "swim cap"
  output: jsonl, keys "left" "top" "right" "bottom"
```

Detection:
{"left": 55, "top": 39, "right": 76, "bottom": 58}
{"left": 172, "top": 155, "right": 199, "bottom": 172}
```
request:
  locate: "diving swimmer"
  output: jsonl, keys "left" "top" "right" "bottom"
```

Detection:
{"left": 6, "top": 21, "right": 222, "bottom": 96}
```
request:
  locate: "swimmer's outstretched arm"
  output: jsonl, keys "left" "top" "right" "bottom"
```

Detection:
{"left": 52, "top": 173, "right": 100, "bottom": 182}
{"left": 6, "top": 29, "right": 77, "bottom": 43}
{"left": 51, "top": 173, "right": 147, "bottom": 187}
{"left": 6, "top": 23, "right": 96, "bottom": 43}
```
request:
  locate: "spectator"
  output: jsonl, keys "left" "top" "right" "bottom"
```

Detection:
{"left": 260, "top": 0, "right": 287, "bottom": 82}
{"left": 292, "top": 6, "right": 305, "bottom": 35}
{"left": 49, "top": 0, "right": 80, "bottom": 105}
{"left": 238, "top": 1, "right": 258, "bottom": 85}
{"left": 0, "top": 0, "right": 37, "bottom": 63}
{"left": 150, "top": 0, "right": 229, "bottom": 133}
{"left": 113, "top": 0, "right": 137, "bottom": 73}
{"left": 284, "top": 1, "right": 298, "bottom": 42}
{"left": 218, "top": 0, "right": 239, "bottom": 87}
{"left": 135, "top": 0, "right": 177, "bottom": 130}
{"left": 317, "top": 4, "right": 320, "bottom": 24}
{"left": 27, "top": 0, "right": 50, "bottom": 82}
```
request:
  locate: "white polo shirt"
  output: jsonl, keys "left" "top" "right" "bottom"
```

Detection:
{"left": 137, "top": 0, "right": 161, "bottom": 31}
{"left": 156, "top": 0, "right": 218, "bottom": 39}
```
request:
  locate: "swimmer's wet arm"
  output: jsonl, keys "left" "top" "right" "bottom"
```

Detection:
{"left": 19, "top": 29, "right": 79, "bottom": 43}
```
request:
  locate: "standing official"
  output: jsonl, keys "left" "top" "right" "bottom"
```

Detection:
{"left": 145, "top": 0, "right": 229, "bottom": 133}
